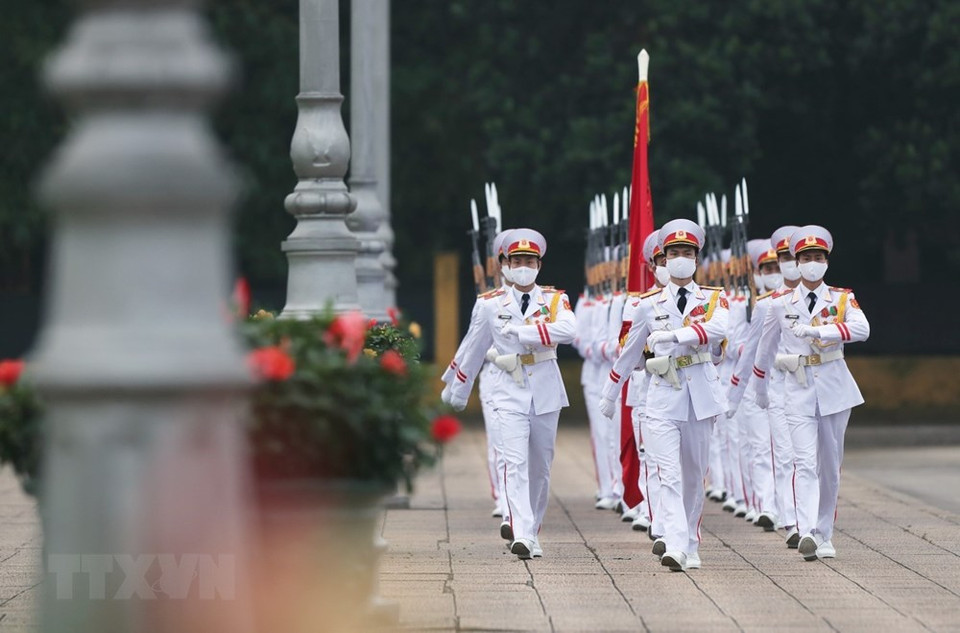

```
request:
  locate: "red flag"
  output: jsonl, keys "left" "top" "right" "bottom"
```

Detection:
{"left": 627, "top": 51, "right": 655, "bottom": 292}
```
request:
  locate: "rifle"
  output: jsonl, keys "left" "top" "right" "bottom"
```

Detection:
{"left": 619, "top": 186, "right": 630, "bottom": 291}
{"left": 481, "top": 183, "right": 499, "bottom": 289}
{"left": 468, "top": 199, "right": 486, "bottom": 294}
{"left": 732, "top": 179, "right": 754, "bottom": 320}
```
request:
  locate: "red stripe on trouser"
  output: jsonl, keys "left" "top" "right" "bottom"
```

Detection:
{"left": 696, "top": 514, "right": 703, "bottom": 543}
{"left": 644, "top": 461, "right": 653, "bottom": 522}
{"left": 792, "top": 464, "right": 800, "bottom": 531}
{"left": 619, "top": 382, "right": 644, "bottom": 508}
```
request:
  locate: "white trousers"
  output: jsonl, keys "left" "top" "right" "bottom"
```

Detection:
{"left": 480, "top": 394, "right": 507, "bottom": 518}
{"left": 707, "top": 420, "right": 725, "bottom": 493}
{"left": 608, "top": 391, "right": 624, "bottom": 501}
{"left": 633, "top": 406, "right": 663, "bottom": 535}
{"left": 724, "top": 412, "right": 746, "bottom": 505}
{"left": 498, "top": 405, "right": 561, "bottom": 542}
{"left": 645, "top": 410, "right": 713, "bottom": 554}
{"left": 787, "top": 408, "right": 851, "bottom": 541}
{"left": 768, "top": 402, "right": 796, "bottom": 528}
{"left": 741, "top": 395, "right": 776, "bottom": 515}
{"left": 583, "top": 385, "right": 617, "bottom": 499}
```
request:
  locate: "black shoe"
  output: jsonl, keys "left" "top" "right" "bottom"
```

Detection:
{"left": 500, "top": 521, "right": 513, "bottom": 542}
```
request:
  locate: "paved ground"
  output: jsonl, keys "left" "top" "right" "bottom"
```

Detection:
{"left": 0, "top": 426, "right": 958, "bottom": 632}
{"left": 379, "top": 426, "right": 960, "bottom": 632}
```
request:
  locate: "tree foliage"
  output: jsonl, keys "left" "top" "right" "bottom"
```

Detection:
{"left": 2, "top": 0, "right": 957, "bottom": 301}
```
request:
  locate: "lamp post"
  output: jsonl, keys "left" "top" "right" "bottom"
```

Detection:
{"left": 33, "top": 1, "right": 254, "bottom": 631}
{"left": 281, "top": 0, "right": 360, "bottom": 318}
{"left": 372, "top": 0, "right": 398, "bottom": 307}
{"left": 349, "top": 0, "right": 389, "bottom": 321}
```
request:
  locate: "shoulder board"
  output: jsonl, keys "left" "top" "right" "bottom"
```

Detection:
{"left": 757, "top": 290, "right": 775, "bottom": 300}
{"left": 771, "top": 290, "right": 788, "bottom": 299}
{"left": 478, "top": 288, "right": 506, "bottom": 299}
{"left": 700, "top": 285, "right": 724, "bottom": 292}
{"left": 639, "top": 288, "right": 661, "bottom": 299}
{"left": 627, "top": 291, "right": 645, "bottom": 297}
{"left": 830, "top": 286, "right": 853, "bottom": 293}
{"left": 539, "top": 285, "right": 555, "bottom": 291}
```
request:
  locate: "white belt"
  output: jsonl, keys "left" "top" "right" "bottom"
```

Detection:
{"left": 775, "top": 350, "right": 844, "bottom": 386}
{"left": 493, "top": 350, "right": 558, "bottom": 385}
{"left": 645, "top": 351, "right": 712, "bottom": 389}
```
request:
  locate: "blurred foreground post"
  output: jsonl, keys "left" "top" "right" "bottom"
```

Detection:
{"left": 281, "top": 0, "right": 360, "bottom": 317}
{"left": 33, "top": 0, "right": 254, "bottom": 631}
{"left": 372, "top": 0, "right": 398, "bottom": 307}
{"left": 349, "top": 0, "right": 389, "bottom": 321}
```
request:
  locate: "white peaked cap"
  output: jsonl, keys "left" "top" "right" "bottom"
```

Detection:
{"left": 505, "top": 228, "right": 547, "bottom": 258}
{"left": 493, "top": 229, "right": 515, "bottom": 258}
{"left": 747, "top": 238, "right": 778, "bottom": 269}
{"left": 789, "top": 225, "right": 834, "bottom": 256}
{"left": 771, "top": 225, "right": 801, "bottom": 253}
{"left": 658, "top": 218, "right": 705, "bottom": 251}
{"left": 642, "top": 230, "right": 662, "bottom": 262}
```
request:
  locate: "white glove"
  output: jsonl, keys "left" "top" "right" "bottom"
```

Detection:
{"left": 791, "top": 323, "right": 820, "bottom": 339}
{"left": 598, "top": 397, "right": 616, "bottom": 419}
{"left": 449, "top": 392, "right": 468, "bottom": 412}
{"left": 725, "top": 407, "right": 738, "bottom": 419}
{"left": 500, "top": 324, "right": 520, "bottom": 339}
{"left": 440, "top": 384, "right": 452, "bottom": 404}
{"left": 756, "top": 384, "right": 770, "bottom": 410}
{"left": 484, "top": 347, "right": 498, "bottom": 362}
{"left": 646, "top": 330, "right": 677, "bottom": 349}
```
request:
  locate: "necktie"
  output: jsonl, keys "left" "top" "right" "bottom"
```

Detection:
{"left": 807, "top": 291, "right": 817, "bottom": 313}
{"left": 521, "top": 293, "right": 530, "bottom": 315}
{"left": 677, "top": 287, "right": 688, "bottom": 314}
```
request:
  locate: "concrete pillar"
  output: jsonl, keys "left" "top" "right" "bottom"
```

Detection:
{"left": 282, "top": 0, "right": 360, "bottom": 317}
{"left": 372, "top": 0, "right": 398, "bottom": 307}
{"left": 349, "top": 0, "right": 389, "bottom": 322}
{"left": 33, "top": 1, "right": 254, "bottom": 631}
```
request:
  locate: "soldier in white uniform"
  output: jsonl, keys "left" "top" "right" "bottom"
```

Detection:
{"left": 442, "top": 230, "right": 515, "bottom": 537}
{"left": 623, "top": 230, "right": 669, "bottom": 534}
{"left": 599, "top": 219, "right": 729, "bottom": 572}
{"left": 445, "top": 229, "right": 577, "bottom": 560}
{"left": 753, "top": 225, "right": 870, "bottom": 561}
{"left": 726, "top": 240, "right": 782, "bottom": 531}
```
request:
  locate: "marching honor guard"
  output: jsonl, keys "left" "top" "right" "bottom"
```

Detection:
{"left": 442, "top": 230, "right": 515, "bottom": 532}
{"left": 623, "top": 230, "right": 668, "bottom": 534}
{"left": 599, "top": 219, "right": 729, "bottom": 571}
{"left": 725, "top": 240, "right": 783, "bottom": 531}
{"left": 753, "top": 225, "right": 870, "bottom": 561}
{"left": 444, "top": 229, "right": 576, "bottom": 560}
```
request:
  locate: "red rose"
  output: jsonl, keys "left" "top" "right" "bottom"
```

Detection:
{"left": 232, "top": 277, "right": 251, "bottom": 320}
{"left": 379, "top": 350, "right": 407, "bottom": 376}
{"left": 248, "top": 347, "right": 295, "bottom": 381}
{"left": 387, "top": 307, "right": 400, "bottom": 326}
{"left": 0, "top": 359, "right": 25, "bottom": 387}
{"left": 431, "top": 415, "right": 461, "bottom": 443}
{"left": 323, "top": 311, "right": 367, "bottom": 364}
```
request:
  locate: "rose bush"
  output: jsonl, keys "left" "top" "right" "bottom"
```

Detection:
{"left": 242, "top": 309, "right": 458, "bottom": 491}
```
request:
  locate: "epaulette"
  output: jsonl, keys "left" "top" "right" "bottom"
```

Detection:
{"left": 830, "top": 286, "right": 853, "bottom": 293}
{"left": 638, "top": 288, "right": 661, "bottom": 299}
{"left": 541, "top": 286, "right": 564, "bottom": 294}
{"left": 757, "top": 290, "right": 775, "bottom": 300}
{"left": 627, "top": 291, "right": 645, "bottom": 297}
{"left": 771, "top": 289, "right": 789, "bottom": 299}
{"left": 700, "top": 285, "right": 724, "bottom": 292}
{"left": 478, "top": 288, "right": 506, "bottom": 299}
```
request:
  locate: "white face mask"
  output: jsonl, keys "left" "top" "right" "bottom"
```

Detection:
{"left": 780, "top": 260, "right": 801, "bottom": 281}
{"left": 753, "top": 274, "right": 764, "bottom": 290}
{"left": 654, "top": 265, "right": 670, "bottom": 286}
{"left": 665, "top": 256, "right": 697, "bottom": 280}
{"left": 798, "top": 261, "right": 828, "bottom": 282}
{"left": 761, "top": 273, "right": 783, "bottom": 291}
{"left": 500, "top": 264, "right": 514, "bottom": 284}
{"left": 510, "top": 265, "right": 539, "bottom": 287}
